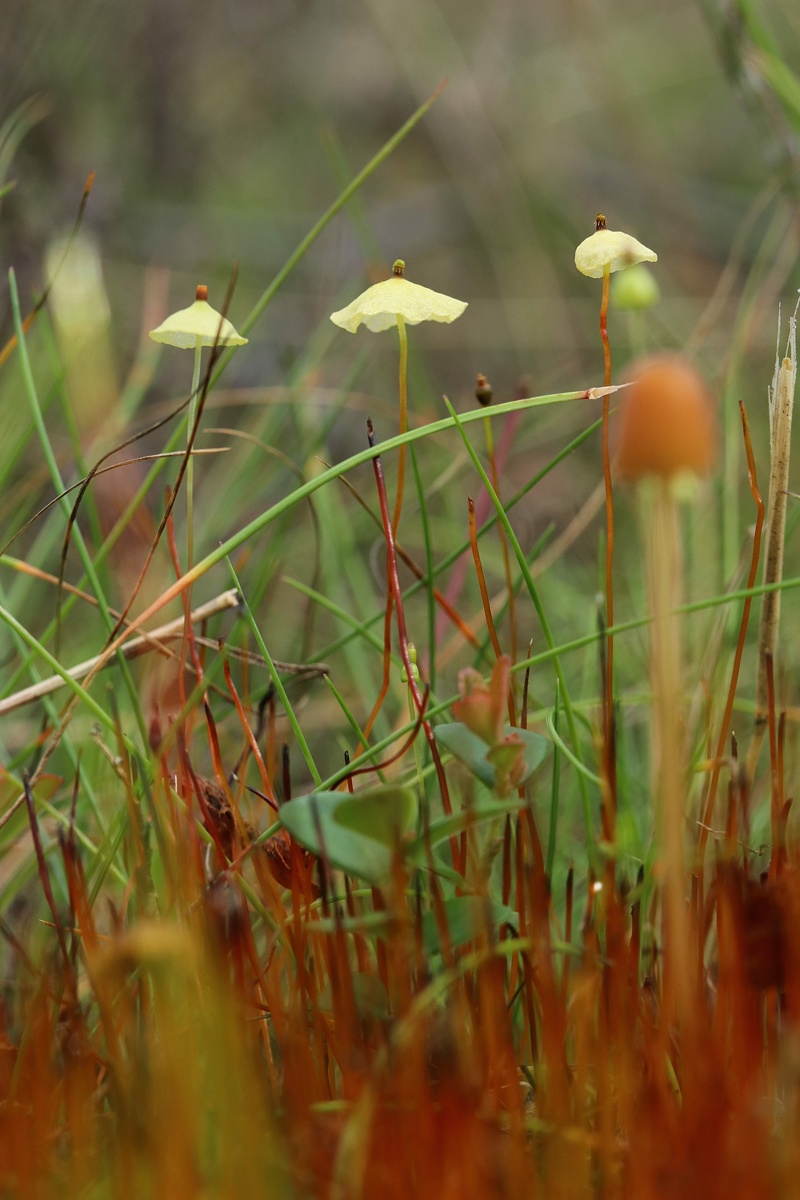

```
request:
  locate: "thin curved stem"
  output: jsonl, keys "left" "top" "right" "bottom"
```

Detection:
{"left": 393, "top": 314, "right": 408, "bottom": 535}
{"left": 186, "top": 339, "right": 203, "bottom": 569}
{"left": 600, "top": 264, "right": 616, "bottom": 816}
{"left": 483, "top": 412, "right": 518, "bottom": 665}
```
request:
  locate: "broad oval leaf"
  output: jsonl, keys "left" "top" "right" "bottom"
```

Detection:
{"left": 279, "top": 785, "right": 417, "bottom": 885}
{"left": 434, "top": 722, "right": 547, "bottom": 790}
{"left": 333, "top": 785, "right": 418, "bottom": 845}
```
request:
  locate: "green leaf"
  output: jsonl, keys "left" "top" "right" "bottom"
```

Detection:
{"left": 279, "top": 785, "right": 418, "bottom": 885}
{"left": 434, "top": 723, "right": 496, "bottom": 786}
{"left": 408, "top": 795, "right": 530, "bottom": 863}
{"left": 333, "top": 786, "right": 418, "bottom": 845}
{"left": 434, "top": 722, "right": 548, "bottom": 789}
{"left": 422, "top": 895, "right": 518, "bottom": 956}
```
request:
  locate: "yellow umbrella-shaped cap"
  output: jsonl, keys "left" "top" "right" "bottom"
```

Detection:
{"left": 575, "top": 215, "right": 657, "bottom": 279}
{"left": 149, "top": 285, "right": 248, "bottom": 348}
{"left": 330, "top": 260, "right": 467, "bottom": 333}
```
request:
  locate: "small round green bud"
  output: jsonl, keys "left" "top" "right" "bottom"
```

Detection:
{"left": 400, "top": 643, "right": 420, "bottom": 683}
{"left": 610, "top": 264, "right": 660, "bottom": 311}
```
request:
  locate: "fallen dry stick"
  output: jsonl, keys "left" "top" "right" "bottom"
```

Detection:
{"left": 0, "top": 589, "right": 241, "bottom": 716}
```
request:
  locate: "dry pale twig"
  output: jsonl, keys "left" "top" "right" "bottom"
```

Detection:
{"left": 747, "top": 300, "right": 798, "bottom": 781}
{"left": 0, "top": 589, "right": 241, "bottom": 716}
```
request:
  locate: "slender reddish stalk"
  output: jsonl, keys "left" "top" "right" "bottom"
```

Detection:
{"left": 360, "top": 586, "right": 393, "bottom": 744}
{"left": 696, "top": 402, "right": 763, "bottom": 871}
{"left": 222, "top": 656, "right": 276, "bottom": 804}
{"left": 766, "top": 654, "right": 780, "bottom": 884}
{"left": 335, "top": 472, "right": 480, "bottom": 648}
{"left": 600, "top": 264, "right": 615, "bottom": 755}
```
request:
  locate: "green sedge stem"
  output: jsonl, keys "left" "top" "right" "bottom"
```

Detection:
{"left": 546, "top": 680, "right": 561, "bottom": 879}
{"left": 483, "top": 409, "right": 517, "bottom": 665}
{"left": 227, "top": 559, "right": 322, "bottom": 787}
{"left": 8, "top": 266, "right": 149, "bottom": 756}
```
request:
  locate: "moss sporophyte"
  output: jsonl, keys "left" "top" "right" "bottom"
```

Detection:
{"left": 574, "top": 215, "right": 658, "bottom": 803}
{"left": 149, "top": 286, "right": 248, "bottom": 349}
{"left": 331, "top": 261, "right": 467, "bottom": 741}
{"left": 329, "top": 258, "right": 467, "bottom": 332}
{"left": 329, "top": 259, "right": 466, "bottom": 529}
{"left": 149, "top": 286, "right": 247, "bottom": 568}
{"left": 617, "top": 354, "right": 717, "bottom": 1028}
{"left": 574, "top": 217, "right": 657, "bottom": 279}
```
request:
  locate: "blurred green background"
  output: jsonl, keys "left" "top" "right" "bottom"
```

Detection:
{"left": 2, "top": 0, "right": 800, "bottom": 713}
{"left": 3, "top": 0, "right": 799, "bottom": 395}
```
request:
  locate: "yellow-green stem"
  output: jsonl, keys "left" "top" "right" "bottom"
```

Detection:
{"left": 186, "top": 338, "right": 203, "bottom": 570}
{"left": 407, "top": 684, "right": 426, "bottom": 813}
{"left": 392, "top": 314, "right": 408, "bottom": 535}
{"left": 600, "top": 265, "right": 614, "bottom": 721}
{"left": 483, "top": 412, "right": 517, "bottom": 665}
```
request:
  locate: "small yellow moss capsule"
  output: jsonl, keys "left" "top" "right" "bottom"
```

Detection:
{"left": 150, "top": 285, "right": 248, "bottom": 349}
{"left": 575, "top": 214, "right": 657, "bottom": 279}
{"left": 330, "top": 261, "right": 467, "bottom": 334}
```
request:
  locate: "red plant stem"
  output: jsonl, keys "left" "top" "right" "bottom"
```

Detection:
{"left": 222, "top": 655, "right": 276, "bottom": 804}
{"left": 561, "top": 865, "right": 574, "bottom": 1005}
{"left": 468, "top": 496, "right": 516, "bottom": 726}
{"left": 368, "top": 420, "right": 457, "bottom": 845}
{"left": 777, "top": 712, "right": 787, "bottom": 877}
{"left": 766, "top": 654, "right": 780, "bottom": 883}
{"left": 335, "top": 471, "right": 480, "bottom": 647}
{"left": 696, "top": 402, "right": 763, "bottom": 873}
{"left": 600, "top": 265, "right": 615, "bottom": 759}
{"left": 181, "top": 741, "right": 229, "bottom": 870}
{"left": 361, "top": 590, "right": 393, "bottom": 747}
{"left": 340, "top": 688, "right": 430, "bottom": 784}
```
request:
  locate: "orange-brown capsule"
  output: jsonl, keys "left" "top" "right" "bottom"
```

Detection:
{"left": 475, "top": 372, "right": 493, "bottom": 407}
{"left": 616, "top": 354, "right": 717, "bottom": 481}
